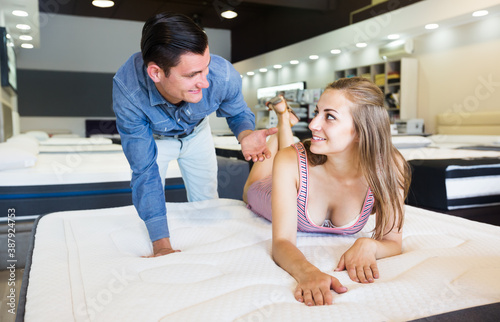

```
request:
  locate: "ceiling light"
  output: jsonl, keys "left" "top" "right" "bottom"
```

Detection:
{"left": 12, "top": 10, "right": 29, "bottom": 17}
{"left": 246, "top": 71, "right": 255, "bottom": 76}
{"left": 425, "top": 23, "right": 439, "bottom": 30}
{"left": 92, "top": 1, "right": 115, "bottom": 8}
{"left": 356, "top": 42, "right": 367, "bottom": 48}
{"left": 387, "top": 34, "right": 400, "bottom": 40}
{"left": 309, "top": 55, "right": 319, "bottom": 60}
{"left": 221, "top": 10, "right": 238, "bottom": 19}
{"left": 330, "top": 49, "right": 341, "bottom": 54}
{"left": 472, "top": 10, "right": 488, "bottom": 17}
{"left": 290, "top": 60, "right": 299, "bottom": 65}
{"left": 273, "top": 64, "right": 282, "bottom": 69}
{"left": 21, "top": 43, "right": 34, "bottom": 49}
{"left": 20, "top": 35, "right": 33, "bottom": 41}
{"left": 259, "top": 68, "right": 268, "bottom": 73}
{"left": 16, "top": 24, "right": 31, "bottom": 30}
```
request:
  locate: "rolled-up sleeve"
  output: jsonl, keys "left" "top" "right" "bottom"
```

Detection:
{"left": 113, "top": 78, "right": 169, "bottom": 241}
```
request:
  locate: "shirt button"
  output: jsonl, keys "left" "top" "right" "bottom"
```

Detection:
{"left": 177, "top": 119, "right": 180, "bottom": 122}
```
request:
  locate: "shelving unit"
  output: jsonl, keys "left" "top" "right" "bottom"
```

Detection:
{"left": 0, "top": 87, "right": 16, "bottom": 142}
{"left": 334, "top": 58, "right": 418, "bottom": 123}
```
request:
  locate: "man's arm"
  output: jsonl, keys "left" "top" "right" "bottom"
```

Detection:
{"left": 142, "top": 238, "right": 180, "bottom": 258}
{"left": 113, "top": 79, "right": 173, "bottom": 255}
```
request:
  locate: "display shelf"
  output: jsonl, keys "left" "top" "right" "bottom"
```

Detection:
{"left": 335, "top": 58, "right": 418, "bottom": 123}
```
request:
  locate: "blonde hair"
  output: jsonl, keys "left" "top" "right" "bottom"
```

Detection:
{"left": 304, "top": 77, "right": 411, "bottom": 239}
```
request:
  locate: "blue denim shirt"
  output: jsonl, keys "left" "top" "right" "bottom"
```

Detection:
{"left": 113, "top": 52, "right": 255, "bottom": 242}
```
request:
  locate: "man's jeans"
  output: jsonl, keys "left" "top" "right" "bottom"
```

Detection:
{"left": 155, "top": 117, "right": 219, "bottom": 202}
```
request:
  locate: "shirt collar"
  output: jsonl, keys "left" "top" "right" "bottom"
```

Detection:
{"left": 145, "top": 72, "right": 169, "bottom": 107}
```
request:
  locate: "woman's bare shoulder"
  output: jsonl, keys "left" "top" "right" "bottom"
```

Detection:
{"left": 276, "top": 145, "right": 300, "bottom": 163}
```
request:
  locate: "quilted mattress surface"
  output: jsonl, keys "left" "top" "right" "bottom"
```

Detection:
{"left": 24, "top": 199, "right": 500, "bottom": 321}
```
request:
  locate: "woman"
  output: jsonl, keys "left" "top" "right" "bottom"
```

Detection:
{"left": 243, "top": 77, "right": 411, "bottom": 306}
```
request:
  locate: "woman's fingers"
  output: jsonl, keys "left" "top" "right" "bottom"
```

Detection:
{"left": 295, "top": 277, "right": 347, "bottom": 306}
{"left": 347, "top": 263, "right": 379, "bottom": 283}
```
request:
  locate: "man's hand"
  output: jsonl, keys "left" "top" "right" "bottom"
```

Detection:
{"left": 238, "top": 128, "right": 278, "bottom": 162}
{"left": 142, "top": 237, "right": 180, "bottom": 258}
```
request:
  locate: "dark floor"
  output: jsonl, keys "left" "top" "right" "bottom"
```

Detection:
{"left": 0, "top": 268, "right": 23, "bottom": 322}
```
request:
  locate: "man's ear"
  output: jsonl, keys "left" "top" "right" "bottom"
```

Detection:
{"left": 146, "top": 63, "right": 162, "bottom": 83}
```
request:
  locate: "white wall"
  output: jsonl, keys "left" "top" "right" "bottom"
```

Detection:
{"left": 234, "top": 0, "right": 500, "bottom": 134}
{"left": 16, "top": 14, "right": 232, "bottom": 136}
{"left": 415, "top": 16, "right": 500, "bottom": 132}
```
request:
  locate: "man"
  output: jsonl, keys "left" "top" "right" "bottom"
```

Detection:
{"left": 113, "top": 12, "right": 276, "bottom": 257}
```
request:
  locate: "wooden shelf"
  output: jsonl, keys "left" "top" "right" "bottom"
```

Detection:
{"left": 335, "top": 58, "right": 418, "bottom": 122}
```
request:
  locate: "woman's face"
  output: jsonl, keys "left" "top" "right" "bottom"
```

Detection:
{"left": 308, "top": 89, "right": 358, "bottom": 156}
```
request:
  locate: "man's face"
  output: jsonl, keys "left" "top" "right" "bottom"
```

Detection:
{"left": 153, "top": 46, "right": 211, "bottom": 105}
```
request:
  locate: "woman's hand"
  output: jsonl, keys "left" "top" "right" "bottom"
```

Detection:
{"left": 335, "top": 237, "right": 379, "bottom": 283}
{"left": 294, "top": 269, "right": 347, "bottom": 306}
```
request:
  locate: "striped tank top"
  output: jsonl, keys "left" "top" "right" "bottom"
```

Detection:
{"left": 293, "top": 142, "right": 374, "bottom": 234}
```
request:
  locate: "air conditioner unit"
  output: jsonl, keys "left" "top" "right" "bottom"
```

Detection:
{"left": 379, "top": 39, "right": 414, "bottom": 60}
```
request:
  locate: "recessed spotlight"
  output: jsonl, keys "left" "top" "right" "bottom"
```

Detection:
{"left": 92, "top": 1, "right": 115, "bottom": 8}
{"left": 425, "top": 23, "right": 439, "bottom": 30}
{"left": 21, "top": 43, "right": 34, "bottom": 49}
{"left": 356, "top": 42, "right": 367, "bottom": 48}
{"left": 259, "top": 68, "right": 268, "bottom": 73}
{"left": 16, "top": 24, "right": 31, "bottom": 30}
{"left": 273, "top": 64, "right": 282, "bottom": 69}
{"left": 472, "top": 10, "right": 488, "bottom": 17}
{"left": 12, "top": 10, "right": 28, "bottom": 17}
{"left": 290, "top": 60, "right": 299, "bottom": 65}
{"left": 221, "top": 10, "right": 238, "bottom": 19}
{"left": 309, "top": 55, "right": 319, "bottom": 60}
{"left": 20, "top": 35, "right": 33, "bottom": 41}
{"left": 330, "top": 49, "right": 341, "bottom": 54}
{"left": 387, "top": 34, "right": 400, "bottom": 40}
{"left": 246, "top": 71, "right": 255, "bottom": 76}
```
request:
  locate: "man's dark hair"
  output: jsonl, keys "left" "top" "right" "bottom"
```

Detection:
{"left": 141, "top": 12, "right": 208, "bottom": 76}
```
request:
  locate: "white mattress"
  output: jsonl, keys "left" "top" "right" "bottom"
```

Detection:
{"left": 399, "top": 147, "right": 500, "bottom": 160}
{"left": 428, "top": 134, "right": 500, "bottom": 149}
{"left": 24, "top": 199, "right": 500, "bottom": 321}
{"left": 39, "top": 137, "right": 114, "bottom": 146}
{"left": 38, "top": 143, "right": 124, "bottom": 153}
{"left": 0, "top": 152, "right": 181, "bottom": 186}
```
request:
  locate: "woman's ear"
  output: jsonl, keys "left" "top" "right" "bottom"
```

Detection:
{"left": 146, "top": 63, "right": 162, "bottom": 83}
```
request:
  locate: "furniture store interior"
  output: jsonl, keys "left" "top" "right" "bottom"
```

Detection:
{"left": 1, "top": 0, "right": 500, "bottom": 321}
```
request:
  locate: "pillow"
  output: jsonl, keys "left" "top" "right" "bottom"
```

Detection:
{"left": 25, "top": 130, "right": 50, "bottom": 141}
{"left": 7, "top": 134, "right": 40, "bottom": 155}
{"left": 392, "top": 136, "right": 432, "bottom": 149}
{"left": 0, "top": 142, "right": 37, "bottom": 171}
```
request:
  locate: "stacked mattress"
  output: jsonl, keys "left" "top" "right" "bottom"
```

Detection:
{"left": 407, "top": 157, "right": 500, "bottom": 210}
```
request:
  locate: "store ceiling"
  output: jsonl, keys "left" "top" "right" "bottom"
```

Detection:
{"left": 36, "top": 0, "right": 338, "bottom": 30}
{"left": 2, "top": 0, "right": 423, "bottom": 62}
{"left": 36, "top": 0, "right": 345, "bottom": 61}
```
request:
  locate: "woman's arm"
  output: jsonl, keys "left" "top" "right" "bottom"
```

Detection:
{"left": 271, "top": 147, "right": 347, "bottom": 306}
{"left": 335, "top": 174, "right": 405, "bottom": 283}
{"left": 335, "top": 227, "right": 402, "bottom": 283}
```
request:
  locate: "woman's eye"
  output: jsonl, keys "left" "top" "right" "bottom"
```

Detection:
{"left": 327, "top": 114, "right": 336, "bottom": 120}
{"left": 312, "top": 111, "right": 318, "bottom": 117}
